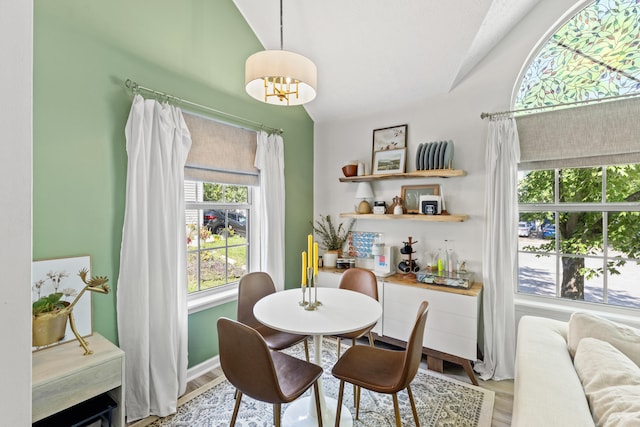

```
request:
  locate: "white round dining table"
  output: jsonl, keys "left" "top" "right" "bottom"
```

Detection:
{"left": 253, "top": 287, "right": 382, "bottom": 427}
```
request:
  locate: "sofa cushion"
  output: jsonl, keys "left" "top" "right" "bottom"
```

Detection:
{"left": 574, "top": 337, "right": 640, "bottom": 427}
{"left": 512, "top": 316, "right": 595, "bottom": 427}
{"left": 568, "top": 312, "right": 640, "bottom": 367}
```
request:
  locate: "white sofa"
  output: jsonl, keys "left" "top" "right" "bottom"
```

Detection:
{"left": 512, "top": 314, "right": 640, "bottom": 427}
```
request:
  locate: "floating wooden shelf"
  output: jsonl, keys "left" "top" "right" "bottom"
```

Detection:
{"left": 339, "top": 169, "right": 465, "bottom": 182}
{"left": 340, "top": 213, "right": 468, "bottom": 222}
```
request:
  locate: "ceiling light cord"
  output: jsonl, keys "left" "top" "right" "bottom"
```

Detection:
{"left": 280, "top": 0, "right": 284, "bottom": 51}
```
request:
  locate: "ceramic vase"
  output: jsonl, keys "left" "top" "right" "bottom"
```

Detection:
{"left": 323, "top": 251, "right": 339, "bottom": 268}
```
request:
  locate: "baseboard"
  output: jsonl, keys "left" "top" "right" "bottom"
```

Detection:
{"left": 187, "top": 355, "right": 220, "bottom": 383}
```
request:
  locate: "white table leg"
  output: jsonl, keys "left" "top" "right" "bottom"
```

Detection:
{"left": 281, "top": 335, "right": 353, "bottom": 427}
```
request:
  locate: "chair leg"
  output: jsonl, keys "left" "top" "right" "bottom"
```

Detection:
{"left": 313, "top": 381, "right": 323, "bottom": 427}
{"left": 392, "top": 393, "right": 402, "bottom": 427}
{"left": 367, "top": 331, "right": 375, "bottom": 346}
{"left": 355, "top": 385, "right": 361, "bottom": 420}
{"left": 336, "top": 337, "right": 342, "bottom": 358}
{"left": 351, "top": 338, "right": 358, "bottom": 404}
{"left": 230, "top": 390, "right": 243, "bottom": 426}
{"left": 303, "top": 339, "right": 310, "bottom": 362}
{"left": 407, "top": 385, "right": 420, "bottom": 427}
{"left": 335, "top": 380, "right": 345, "bottom": 427}
{"left": 274, "top": 403, "right": 281, "bottom": 427}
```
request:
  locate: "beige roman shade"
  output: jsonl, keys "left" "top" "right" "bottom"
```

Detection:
{"left": 183, "top": 112, "right": 259, "bottom": 186}
{"left": 516, "top": 97, "right": 640, "bottom": 170}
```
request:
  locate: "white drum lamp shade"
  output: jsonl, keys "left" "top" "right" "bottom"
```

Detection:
{"left": 245, "top": 50, "right": 317, "bottom": 106}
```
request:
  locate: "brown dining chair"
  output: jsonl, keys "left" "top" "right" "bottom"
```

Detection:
{"left": 237, "top": 271, "right": 309, "bottom": 361}
{"left": 217, "top": 318, "right": 323, "bottom": 427}
{"left": 334, "top": 268, "right": 379, "bottom": 358}
{"left": 331, "top": 301, "right": 429, "bottom": 427}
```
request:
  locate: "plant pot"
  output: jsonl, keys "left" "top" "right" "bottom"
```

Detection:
{"left": 323, "top": 251, "right": 339, "bottom": 268}
{"left": 32, "top": 310, "right": 69, "bottom": 347}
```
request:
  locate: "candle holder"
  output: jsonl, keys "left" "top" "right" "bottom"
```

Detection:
{"left": 299, "top": 282, "right": 308, "bottom": 306}
{"left": 304, "top": 267, "right": 317, "bottom": 311}
{"left": 313, "top": 274, "right": 321, "bottom": 306}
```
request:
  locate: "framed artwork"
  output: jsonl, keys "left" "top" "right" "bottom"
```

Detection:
{"left": 32, "top": 255, "right": 92, "bottom": 350}
{"left": 401, "top": 184, "right": 440, "bottom": 213}
{"left": 372, "top": 124, "right": 408, "bottom": 166}
{"left": 372, "top": 148, "right": 406, "bottom": 175}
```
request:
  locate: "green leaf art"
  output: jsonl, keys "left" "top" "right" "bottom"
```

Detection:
{"left": 515, "top": 0, "right": 640, "bottom": 111}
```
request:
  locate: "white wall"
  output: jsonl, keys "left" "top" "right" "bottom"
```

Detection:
{"left": 314, "top": 0, "right": 640, "bottom": 331}
{"left": 314, "top": 0, "right": 577, "bottom": 277}
{"left": 0, "top": 0, "right": 33, "bottom": 424}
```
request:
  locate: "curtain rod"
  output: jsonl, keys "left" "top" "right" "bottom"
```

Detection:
{"left": 124, "top": 79, "right": 283, "bottom": 135}
{"left": 480, "top": 90, "right": 640, "bottom": 120}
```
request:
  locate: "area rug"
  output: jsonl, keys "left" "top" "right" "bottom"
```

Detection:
{"left": 149, "top": 339, "right": 494, "bottom": 427}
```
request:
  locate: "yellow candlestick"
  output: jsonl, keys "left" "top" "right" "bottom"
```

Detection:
{"left": 307, "top": 234, "right": 313, "bottom": 267}
{"left": 302, "top": 251, "right": 307, "bottom": 285}
{"left": 313, "top": 242, "right": 319, "bottom": 275}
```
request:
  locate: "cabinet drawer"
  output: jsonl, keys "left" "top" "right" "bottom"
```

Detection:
{"left": 33, "top": 357, "right": 122, "bottom": 422}
{"left": 382, "top": 281, "right": 479, "bottom": 359}
{"left": 384, "top": 306, "right": 474, "bottom": 336}
{"left": 317, "top": 271, "right": 342, "bottom": 288}
{"left": 384, "top": 283, "right": 478, "bottom": 316}
{"left": 426, "top": 329, "right": 477, "bottom": 360}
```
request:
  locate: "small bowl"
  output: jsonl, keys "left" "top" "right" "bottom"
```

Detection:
{"left": 342, "top": 164, "right": 358, "bottom": 177}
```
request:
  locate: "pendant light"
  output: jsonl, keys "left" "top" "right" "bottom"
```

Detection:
{"left": 245, "top": 0, "right": 317, "bottom": 106}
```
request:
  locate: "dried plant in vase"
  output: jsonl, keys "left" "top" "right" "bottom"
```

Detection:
{"left": 311, "top": 214, "right": 354, "bottom": 256}
{"left": 32, "top": 268, "right": 110, "bottom": 355}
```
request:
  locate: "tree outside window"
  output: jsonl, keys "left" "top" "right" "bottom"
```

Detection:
{"left": 518, "top": 165, "right": 640, "bottom": 308}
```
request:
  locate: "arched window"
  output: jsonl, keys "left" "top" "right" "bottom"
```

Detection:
{"left": 515, "top": 0, "right": 640, "bottom": 310}
{"left": 515, "top": 0, "right": 640, "bottom": 111}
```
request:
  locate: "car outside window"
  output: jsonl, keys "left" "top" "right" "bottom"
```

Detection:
{"left": 185, "top": 181, "right": 251, "bottom": 295}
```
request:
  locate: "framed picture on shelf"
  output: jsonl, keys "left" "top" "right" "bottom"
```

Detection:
{"left": 401, "top": 184, "right": 440, "bottom": 213}
{"left": 372, "top": 124, "right": 408, "bottom": 165}
{"left": 372, "top": 148, "right": 406, "bottom": 175}
{"left": 32, "top": 255, "right": 93, "bottom": 350}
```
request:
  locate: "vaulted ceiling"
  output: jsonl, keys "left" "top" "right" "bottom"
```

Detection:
{"left": 233, "top": 0, "right": 544, "bottom": 122}
{"left": 40, "top": 0, "right": 551, "bottom": 124}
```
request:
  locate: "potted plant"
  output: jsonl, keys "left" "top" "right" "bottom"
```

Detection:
{"left": 311, "top": 214, "right": 354, "bottom": 268}
{"left": 32, "top": 268, "right": 110, "bottom": 355}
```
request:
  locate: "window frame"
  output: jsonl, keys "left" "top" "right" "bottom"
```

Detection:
{"left": 517, "top": 166, "right": 640, "bottom": 309}
{"left": 185, "top": 182, "right": 258, "bottom": 314}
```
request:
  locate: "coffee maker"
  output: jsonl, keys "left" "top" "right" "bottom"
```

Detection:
{"left": 372, "top": 242, "right": 395, "bottom": 277}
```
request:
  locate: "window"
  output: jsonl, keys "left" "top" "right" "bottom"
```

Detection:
{"left": 181, "top": 112, "right": 259, "bottom": 307}
{"left": 514, "top": 0, "right": 640, "bottom": 310}
{"left": 185, "top": 181, "right": 251, "bottom": 295}
{"left": 515, "top": 0, "right": 640, "bottom": 112}
{"left": 518, "top": 165, "right": 640, "bottom": 309}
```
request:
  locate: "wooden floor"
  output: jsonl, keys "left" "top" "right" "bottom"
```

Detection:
{"left": 130, "top": 339, "right": 514, "bottom": 427}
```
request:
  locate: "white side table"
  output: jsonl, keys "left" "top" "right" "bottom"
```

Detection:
{"left": 32, "top": 333, "right": 125, "bottom": 426}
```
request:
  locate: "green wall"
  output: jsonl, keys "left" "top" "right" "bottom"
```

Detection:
{"left": 33, "top": 0, "right": 314, "bottom": 367}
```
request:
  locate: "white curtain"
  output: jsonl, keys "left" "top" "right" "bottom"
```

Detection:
{"left": 254, "top": 131, "right": 285, "bottom": 289}
{"left": 475, "top": 116, "right": 519, "bottom": 381}
{"left": 117, "top": 95, "right": 191, "bottom": 421}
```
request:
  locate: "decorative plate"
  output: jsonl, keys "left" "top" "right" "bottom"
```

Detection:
{"left": 443, "top": 140, "right": 454, "bottom": 169}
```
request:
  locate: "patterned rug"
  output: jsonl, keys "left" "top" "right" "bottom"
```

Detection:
{"left": 149, "top": 339, "right": 494, "bottom": 427}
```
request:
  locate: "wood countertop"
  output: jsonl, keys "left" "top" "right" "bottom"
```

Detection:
{"left": 319, "top": 267, "right": 482, "bottom": 297}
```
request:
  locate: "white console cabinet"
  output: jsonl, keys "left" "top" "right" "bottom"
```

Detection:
{"left": 318, "top": 268, "right": 482, "bottom": 384}
{"left": 32, "top": 333, "right": 125, "bottom": 426}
